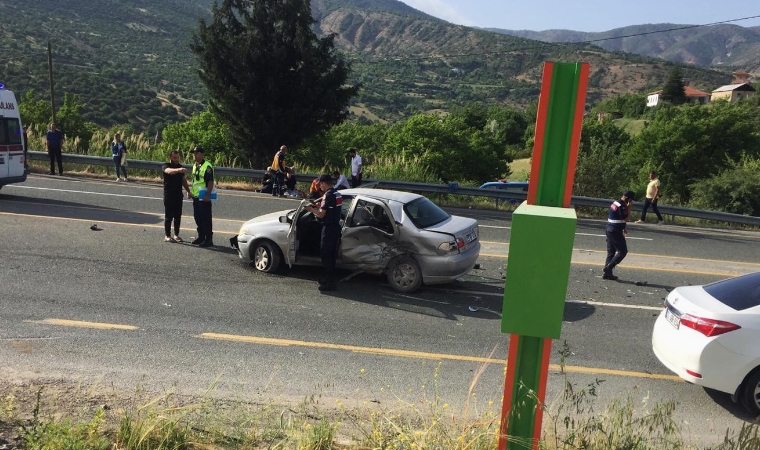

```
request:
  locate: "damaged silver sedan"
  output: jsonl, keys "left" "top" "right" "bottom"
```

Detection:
{"left": 232, "top": 188, "right": 480, "bottom": 293}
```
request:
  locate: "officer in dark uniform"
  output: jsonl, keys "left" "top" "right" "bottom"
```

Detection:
{"left": 305, "top": 174, "right": 343, "bottom": 291}
{"left": 603, "top": 190, "right": 635, "bottom": 280}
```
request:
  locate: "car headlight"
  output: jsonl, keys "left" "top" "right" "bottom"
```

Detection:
{"left": 239, "top": 224, "right": 250, "bottom": 235}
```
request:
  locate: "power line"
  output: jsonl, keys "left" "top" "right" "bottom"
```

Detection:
{"left": 351, "top": 14, "right": 760, "bottom": 64}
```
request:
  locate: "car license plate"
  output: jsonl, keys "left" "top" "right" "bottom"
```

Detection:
{"left": 665, "top": 307, "right": 680, "bottom": 329}
{"left": 465, "top": 228, "right": 477, "bottom": 243}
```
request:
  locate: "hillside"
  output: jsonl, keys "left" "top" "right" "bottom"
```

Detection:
{"left": 0, "top": 0, "right": 735, "bottom": 133}
{"left": 488, "top": 23, "right": 760, "bottom": 70}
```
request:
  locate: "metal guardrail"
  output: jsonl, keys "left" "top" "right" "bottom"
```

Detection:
{"left": 27, "top": 151, "right": 760, "bottom": 227}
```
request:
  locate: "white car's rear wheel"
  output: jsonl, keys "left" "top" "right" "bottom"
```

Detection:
{"left": 387, "top": 256, "right": 422, "bottom": 293}
{"left": 740, "top": 369, "right": 760, "bottom": 416}
{"left": 252, "top": 240, "right": 282, "bottom": 273}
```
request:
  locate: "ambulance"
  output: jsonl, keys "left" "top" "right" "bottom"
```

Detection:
{"left": 0, "top": 83, "right": 27, "bottom": 190}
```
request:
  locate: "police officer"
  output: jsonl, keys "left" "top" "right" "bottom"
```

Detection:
{"left": 603, "top": 190, "right": 635, "bottom": 280}
{"left": 190, "top": 147, "right": 215, "bottom": 247}
{"left": 305, "top": 174, "right": 342, "bottom": 291}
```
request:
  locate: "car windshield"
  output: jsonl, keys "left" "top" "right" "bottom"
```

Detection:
{"left": 704, "top": 272, "right": 760, "bottom": 311}
{"left": 403, "top": 197, "right": 450, "bottom": 229}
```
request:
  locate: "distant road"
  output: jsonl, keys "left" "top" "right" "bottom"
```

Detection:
{"left": 1, "top": 174, "right": 759, "bottom": 446}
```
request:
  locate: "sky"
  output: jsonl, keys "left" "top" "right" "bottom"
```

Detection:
{"left": 398, "top": 0, "right": 760, "bottom": 32}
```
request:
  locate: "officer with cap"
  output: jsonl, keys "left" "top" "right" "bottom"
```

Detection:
{"left": 190, "top": 147, "right": 215, "bottom": 247}
{"left": 305, "top": 174, "right": 343, "bottom": 291}
{"left": 603, "top": 190, "right": 635, "bottom": 280}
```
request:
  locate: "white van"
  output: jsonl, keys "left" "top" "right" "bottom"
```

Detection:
{"left": 0, "top": 84, "right": 27, "bottom": 190}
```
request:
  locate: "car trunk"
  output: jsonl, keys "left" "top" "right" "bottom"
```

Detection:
{"left": 423, "top": 215, "right": 479, "bottom": 252}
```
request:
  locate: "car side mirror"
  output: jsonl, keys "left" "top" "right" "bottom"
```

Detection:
{"left": 279, "top": 215, "right": 289, "bottom": 224}
{"left": 395, "top": 221, "right": 403, "bottom": 228}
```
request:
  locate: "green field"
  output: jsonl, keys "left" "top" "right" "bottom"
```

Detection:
{"left": 508, "top": 158, "right": 531, "bottom": 181}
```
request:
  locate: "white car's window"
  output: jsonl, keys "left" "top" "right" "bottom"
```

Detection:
{"left": 341, "top": 195, "right": 353, "bottom": 222}
{"left": 704, "top": 272, "right": 760, "bottom": 311}
{"left": 403, "top": 197, "right": 450, "bottom": 229}
{"left": 350, "top": 199, "right": 393, "bottom": 234}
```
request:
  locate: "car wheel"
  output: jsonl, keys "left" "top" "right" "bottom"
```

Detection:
{"left": 252, "top": 240, "right": 282, "bottom": 273}
{"left": 740, "top": 368, "right": 760, "bottom": 416}
{"left": 386, "top": 255, "right": 422, "bottom": 293}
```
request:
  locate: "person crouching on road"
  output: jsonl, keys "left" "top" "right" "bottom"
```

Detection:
{"left": 305, "top": 175, "right": 342, "bottom": 292}
{"left": 162, "top": 150, "right": 192, "bottom": 243}
{"left": 190, "top": 147, "right": 215, "bottom": 247}
{"left": 603, "top": 190, "right": 635, "bottom": 281}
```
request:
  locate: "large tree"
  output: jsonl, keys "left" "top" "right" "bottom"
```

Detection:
{"left": 659, "top": 66, "right": 687, "bottom": 105}
{"left": 191, "top": 0, "right": 360, "bottom": 167}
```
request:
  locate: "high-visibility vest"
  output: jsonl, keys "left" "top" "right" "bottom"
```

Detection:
{"left": 191, "top": 160, "right": 213, "bottom": 197}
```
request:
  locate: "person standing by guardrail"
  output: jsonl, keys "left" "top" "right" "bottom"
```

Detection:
{"left": 349, "top": 147, "right": 362, "bottom": 188}
{"left": 636, "top": 171, "right": 664, "bottom": 224}
{"left": 603, "top": 190, "right": 635, "bottom": 281}
{"left": 111, "top": 133, "right": 128, "bottom": 182}
{"left": 271, "top": 145, "right": 290, "bottom": 197}
{"left": 45, "top": 123, "right": 64, "bottom": 176}
{"left": 190, "top": 147, "right": 215, "bottom": 247}
{"left": 162, "top": 150, "right": 192, "bottom": 243}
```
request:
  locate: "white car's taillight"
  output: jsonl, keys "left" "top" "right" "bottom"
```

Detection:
{"left": 679, "top": 314, "right": 741, "bottom": 337}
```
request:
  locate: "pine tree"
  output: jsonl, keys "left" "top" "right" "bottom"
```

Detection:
{"left": 660, "top": 67, "right": 687, "bottom": 105}
{"left": 191, "top": 0, "right": 360, "bottom": 167}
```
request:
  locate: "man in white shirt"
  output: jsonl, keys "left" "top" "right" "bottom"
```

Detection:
{"left": 332, "top": 171, "right": 350, "bottom": 190}
{"left": 349, "top": 147, "right": 363, "bottom": 188}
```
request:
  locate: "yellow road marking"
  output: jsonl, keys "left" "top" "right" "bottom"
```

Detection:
{"left": 477, "top": 253, "right": 739, "bottom": 277}
{"left": 0, "top": 211, "right": 238, "bottom": 236}
{"left": 199, "top": 333, "right": 682, "bottom": 382}
{"left": 29, "top": 318, "right": 138, "bottom": 330}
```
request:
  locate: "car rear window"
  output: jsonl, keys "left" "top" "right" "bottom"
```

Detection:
{"left": 403, "top": 197, "right": 450, "bottom": 229}
{"left": 704, "top": 272, "right": 760, "bottom": 311}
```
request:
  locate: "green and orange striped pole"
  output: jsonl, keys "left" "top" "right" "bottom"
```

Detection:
{"left": 498, "top": 61, "right": 589, "bottom": 450}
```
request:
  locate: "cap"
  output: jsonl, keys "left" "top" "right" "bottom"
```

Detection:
{"left": 193, "top": 147, "right": 204, "bottom": 154}
{"left": 623, "top": 190, "right": 636, "bottom": 200}
{"left": 318, "top": 174, "right": 333, "bottom": 184}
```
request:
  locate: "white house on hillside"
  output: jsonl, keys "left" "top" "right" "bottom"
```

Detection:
{"left": 646, "top": 86, "right": 711, "bottom": 107}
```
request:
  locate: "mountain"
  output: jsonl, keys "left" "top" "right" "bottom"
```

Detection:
{"left": 488, "top": 23, "right": 760, "bottom": 69}
{"left": 0, "top": 0, "right": 735, "bottom": 133}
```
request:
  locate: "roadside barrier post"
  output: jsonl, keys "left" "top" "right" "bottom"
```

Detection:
{"left": 498, "top": 61, "right": 589, "bottom": 450}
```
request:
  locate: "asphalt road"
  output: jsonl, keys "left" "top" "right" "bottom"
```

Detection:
{"left": 1, "top": 174, "right": 759, "bottom": 446}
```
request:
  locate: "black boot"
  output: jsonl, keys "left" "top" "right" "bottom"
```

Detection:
{"left": 602, "top": 266, "right": 618, "bottom": 281}
{"left": 191, "top": 236, "right": 205, "bottom": 245}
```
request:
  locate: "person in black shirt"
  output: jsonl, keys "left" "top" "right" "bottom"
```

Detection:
{"left": 162, "top": 150, "right": 192, "bottom": 243}
{"left": 305, "top": 174, "right": 343, "bottom": 291}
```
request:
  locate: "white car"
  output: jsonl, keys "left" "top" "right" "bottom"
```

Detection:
{"left": 652, "top": 272, "right": 760, "bottom": 415}
{"left": 232, "top": 188, "right": 480, "bottom": 293}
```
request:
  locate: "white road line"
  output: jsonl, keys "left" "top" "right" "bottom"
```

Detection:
{"left": 479, "top": 227, "right": 653, "bottom": 241}
{"left": 576, "top": 232, "right": 653, "bottom": 241}
{"left": 424, "top": 288, "right": 662, "bottom": 311}
{"left": 8, "top": 185, "right": 163, "bottom": 201}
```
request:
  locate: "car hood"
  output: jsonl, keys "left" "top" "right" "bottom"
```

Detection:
{"left": 245, "top": 210, "right": 292, "bottom": 226}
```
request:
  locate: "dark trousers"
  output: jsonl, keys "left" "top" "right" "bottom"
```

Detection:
{"left": 112, "top": 155, "right": 128, "bottom": 179}
{"left": 192, "top": 198, "right": 213, "bottom": 242}
{"left": 640, "top": 198, "right": 663, "bottom": 221}
{"left": 351, "top": 173, "right": 362, "bottom": 188}
{"left": 605, "top": 226, "right": 628, "bottom": 270}
{"left": 272, "top": 171, "right": 285, "bottom": 196}
{"left": 164, "top": 197, "right": 183, "bottom": 237}
{"left": 320, "top": 224, "right": 340, "bottom": 284}
{"left": 48, "top": 147, "right": 62, "bottom": 174}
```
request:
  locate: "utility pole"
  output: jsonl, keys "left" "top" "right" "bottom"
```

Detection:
{"left": 48, "top": 40, "right": 56, "bottom": 124}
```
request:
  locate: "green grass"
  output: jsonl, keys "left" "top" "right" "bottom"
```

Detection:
{"left": 613, "top": 118, "right": 648, "bottom": 135}
{"left": 507, "top": 158, "right": 531, "bottom": 181}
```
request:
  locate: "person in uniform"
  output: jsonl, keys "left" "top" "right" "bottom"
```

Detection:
{"left": 305, "top": 174, "right": 342, "bottom": 291}
{"left": 603, "top": 190, "right": 635, "bottom": 280}
{"left": 190, "top": 147, "right": 215, "bottom": 247}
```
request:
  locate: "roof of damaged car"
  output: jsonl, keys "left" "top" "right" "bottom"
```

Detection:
{"left": 340, "top": 188, "right": 423, "bottom": 204}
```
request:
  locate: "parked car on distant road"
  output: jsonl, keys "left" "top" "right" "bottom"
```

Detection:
{"left": 479, "top": 181, "right": 528, "bottom": 207}
{"left": 652, "top": 272, "right": 760, "bottom": 415}
{"left": 231, "top": 188, "right": 480, "bottom": 293}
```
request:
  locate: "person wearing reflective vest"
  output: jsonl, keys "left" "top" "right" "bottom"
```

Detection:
{"left": 190, "top": 147, "right": 215, "bottom": 247}
{"left": 603, "top": 190, "right": 636, "bottom": 281}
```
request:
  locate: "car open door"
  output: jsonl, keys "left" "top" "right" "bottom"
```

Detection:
{"left": 285, "top": 201, "right": 310, "bottom": 266}
{"left": 339, "top": 196, "right": 399, "bottom": 271}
